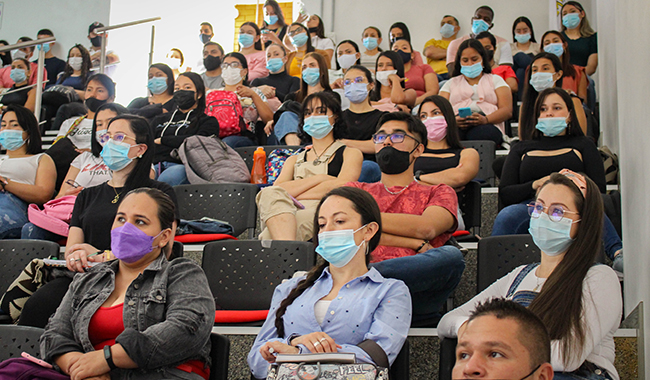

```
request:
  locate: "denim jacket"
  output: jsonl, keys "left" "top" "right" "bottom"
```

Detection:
{"left": 40, "top": 254, "right": 215, "bottom": 378}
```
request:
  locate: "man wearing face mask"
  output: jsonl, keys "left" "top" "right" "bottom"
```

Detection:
{"left": 446, "top": 6, "right": 512, "bottom": 74}
{"left": 0, "top": 37, "right": 48, "bottom": 89}
{"left": 87, "top": 22, "right": 120, "bottom": 77}
{"left": 348, "top": 112, "right": 465, "bottom": 323}
{"left": 423, "top": 15, "right": 460, "bottom": 81}
{"left": 200, "top": 42, "right": 225, "bottom": 90}
{"left": 36, "top": 29, "right": 66, "bottom": 89}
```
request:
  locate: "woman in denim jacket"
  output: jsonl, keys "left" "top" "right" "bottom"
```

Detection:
{"left": 40, "top": 188, "right": 215, "bottom": 380}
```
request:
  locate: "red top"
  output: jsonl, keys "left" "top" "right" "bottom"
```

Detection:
{"left": 404, "top": 64, "right": 435, "bottom": 96}
{"left": 492, "top": 65, "right": 517, "bottom": 83}
{"left": 347, "top": 181, "right": 458, "bottom": 262}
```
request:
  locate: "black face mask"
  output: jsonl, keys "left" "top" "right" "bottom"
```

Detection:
{"left": 486, "top": 49, "right": 495, "bottom": 62}
{"left": 200, "top": 34, "right": 212, "bottom": 44}
{"left": 308, "top": 27, "right": 318, "bottom": 33}
{"left": 173, "top": 90, "right": 196, "bottom": 110}
{"left": 204, "top": 55, "right": 222, "bottom": 71}
{"left": 376, "top": 145, "right": 418, "bottom": 175}
{"left": 396, "top": 50, "right": 411, "bottom": 64}
{"left": 85, "top": 97, "right": 108, "bottom": 113}
{"left": 90, "top": 36, "right": 102, "bottom": 48}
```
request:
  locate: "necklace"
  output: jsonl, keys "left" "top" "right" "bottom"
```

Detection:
{"left": 382, "top": 182, "right": 410, "bottom": 195}
{"left": 109, "top": 182, "right": 123, "bottom": 204}
{"left": 311, "top": 141, "right": 336, "bottom": 165}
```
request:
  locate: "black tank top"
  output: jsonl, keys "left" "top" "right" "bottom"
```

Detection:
{"left": 2, "top": 84, "right": 30, "bottom": 107}
{"left": 302, "top": 145, "right": 346, "bottom": 176}
{"left": 413, "top": 147, "right": 463, "bottom": 175}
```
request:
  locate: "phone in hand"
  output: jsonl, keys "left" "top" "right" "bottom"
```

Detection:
{"left": 21, "top": 352, "right": 53, "bottom": 369}
{"left": 290, "top": 195, "right": 305, "bottom": 209}
{"left": 65, "top": 179, "right": 81, "bottom": 188}
{"left": 458, "top": 107, "right": 472, "bottom": 118}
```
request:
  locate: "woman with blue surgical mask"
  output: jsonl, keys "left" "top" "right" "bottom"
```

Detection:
{"left": 439, "top": 39, "right": 512, "bottom": 146}
{"left": 285, "top": 23, "right": 331, "bottom": 78}
{"left": 256, "top": 92, "right": 363, "bottom": 242}
{"left": 249, "top": 186, "right": 411, "bottom": 379}
{"left": 238, "top": 22, "right": 269, "bottom": 81}
{"left": 250, "top": 43, "right": 300, "bottom": 102}
{"left": 127, "top": 63, "right": 175, "bottom": 121}
{"left": 261, "top": 0, "right": 288, "bottom": 49}
{"left": 541, "top": 31, "right": 588, "bottom": 103}
{"left": 510, "top": 16, "right": 540, "bottom": 100}
{"left": 359, "top": 26, "right": 382, "bottom": 73}
{"left": 560, "top": 1, "right": 598, "bottom": 76}
{"left": 285, "top": 52, "right": 339, "bottom": 104}
{"left": 2, "top": 58, "right": 36, "bottom": 112}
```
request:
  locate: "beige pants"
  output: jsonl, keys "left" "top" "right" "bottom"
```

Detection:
{"left": 256, "top": 186, "right": 321, "bottom": 241}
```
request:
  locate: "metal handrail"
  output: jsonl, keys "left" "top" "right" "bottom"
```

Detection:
{"left": 0, "top": 37, "right": 55, "bottom": 53}
{"left": 1, "top": 80, "right": 49, "bottom": 96}
{"left": 93, "top": 17, "right": 161, "bottom": 74}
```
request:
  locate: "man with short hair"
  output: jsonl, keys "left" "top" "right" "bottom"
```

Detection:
{"left": 424, "top": 15, "right": 460, "bottom": 80}
{"left": 453, "top": 298, "right": 554, "bottom": 380}
{"left": 199, "top": 22, "right": 214, "bottom": 44}
{"left": 36, "top": 29, "right": 66, "bottom": 88}
{"left": 348, "top": 112, "right": 465, "bottom": 322}
{"left": 201, "top": 42, "right": 225, "bottom": 90}
{"left": 446, "top": 6, "right": 513, "bottom": 74}
{"left": 87, "top": 22, "right": 120, "bottom": 77}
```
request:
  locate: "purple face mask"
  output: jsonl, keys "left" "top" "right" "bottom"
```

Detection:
{"left": 110, "top": 222, "right": 163, "bottom": 263}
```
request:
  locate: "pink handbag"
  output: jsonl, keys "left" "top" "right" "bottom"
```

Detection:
{"left": 27, "top": 195, "right": 76, "bottom": 237}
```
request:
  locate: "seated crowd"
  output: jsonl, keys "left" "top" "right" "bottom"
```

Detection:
{"left": 0, "top": 1, "right": 623, "bottom": 379}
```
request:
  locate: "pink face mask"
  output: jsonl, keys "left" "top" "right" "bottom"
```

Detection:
{"left": 423, "top": 116, "right": 448, "bottom": 142}
{"left": 110, "top": 222, "right": 163, "bottom": 263}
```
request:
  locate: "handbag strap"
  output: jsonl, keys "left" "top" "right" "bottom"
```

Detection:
{"left": 53, "top": 115, "right": 87, "bottom": 144}
{"left": 357, "top": 339, "right": 389, "bottom": 368}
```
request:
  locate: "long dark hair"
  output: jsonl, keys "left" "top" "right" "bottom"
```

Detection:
{"left": 2, "top": 105, "right": 42, "bottom": 154}
{"left": 274, "top": 186, "right": 382, "bottom": 338}
{"left": 91, "top": 103, "right": 128, "bottom": 157}
{"left": 512, "top": 16, "right": 537, "bottom": 43}
{"left": 289, "top": 22, "right": 315, "bottom": 53}
{"left": 418, "top": 95, "right": 462, "bottom": 149}
{"left": 223, "top": 52, "right": 249, "bottom": 86}
{"left": 58, "top": 44, "right": 91, "bottom": 85}
{"left": 370, "top": 50, "right": 405, "bottom": 101}
{"left": 107, "top": 115, "right": 155, "bottom": 193}
{"left": 177, "top": 72, "right": 206, "bottom": 114}
{"left": 345, "top": 65, "right": 373, "bottom": 105}
{"left": 149, "top": 63, "right": 175, "bottom": 96}
{"left": 295, "top": 52, "right": 332, "bottom": 103}
{"left": 310, "top": 15, "right": 326, "bottom": 39}
{"left": 335, "top": 40, "right": 361, "bottom": 70}
{"left": 451, "top": 39, "right": 492, "bottom": 78}
{"left": 85, "top": 73, "right": 116, "bottom": 99}
{"left": 389, "top": 22, "right": 411, "bottom": 47}
{"left": 541, "top": 31, "right": 576, "bottom": 79}
{"left": 528, "top": 172, "right": 603, "bottom": 367}
{"left": 239, "top": 21, "right": 263, "bottom": 51}
{"left": 298, "top": 92, "right": 347, "bottom": 142}
{"left": 520, "top": 53, "right": 564, "bottom": 140}
{"left": 531, "top": 88, "right": 583, "bottom": 139}
{"left": 263, "top": 0, "right": 286, "bottom": 28}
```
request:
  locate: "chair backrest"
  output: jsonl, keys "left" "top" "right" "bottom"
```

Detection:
{"left": 438, "top": 337, "right": 457, "bottom": 380}
{"left": 389, "top": 339, "right": 409, "bottom": 380}
{"left": 209, "top": 332, "right": 230, "bottom": 380}
{"left": 202, "top": 240, "right": 315, "bottom": 310}
{"left": 169, "top": 241, "right": 184, "bottom": 260}
{"left": 461, "top": 141, "right": 496, "bottom": 186}
{"left": 234, "top": 145, "right": 302, "bottom": 172}
{"left": 477, "top": 235, "right": 539, "bottom": 293}
{"left": 173, "top": 183, "right": 259, "bottom": 238}
{"left": 457, "top": 181, "right": 481, "bottom": 233}
{"left": 0, "top": 325, "right": 45, "bottom": 361}
{"left": 0, "top": 240, "right": 60, "bottom": 294}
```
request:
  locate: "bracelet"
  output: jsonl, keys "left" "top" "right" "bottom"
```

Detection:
{"left": 416, "top": 240, "right": 428, "bottom": 252}
{"left": 485, "top": 115, "right": 490, "bottom": 124}
{"left": 103, "top": 345, "right": 117, "bottom": 370}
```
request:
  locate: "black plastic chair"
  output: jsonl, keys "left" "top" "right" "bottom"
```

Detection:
{"left": 389, "top": 339, "right": 409, "bottom": 380}
{"left": 461, "top": 140, "right": 496, "bottom": 187}
{"left": 173, "top": 183, "right": 259, "bottom": 238}
{"left": 438, "top": 337, "right": 457, "bottom": 380}
{"left": 209, "top": 332, "right": 230, "bottom": 380}
{"left": 0, "top": 240, "right": 60, "bottom": 295}
{"left": 234, "top": 145, "right": 302, "bottom": 172}
{"left": 202, "top": 240, "right": 315, "bottom": 312}
{"left": 168, "top": 241, "right": 184, "bottom": 260}
{"left": 477, "top": 235, "right": 539, "bottom": 293}
{"left": 455, "top": 181, "right": 481, "bottom": 242}
{"left": 0, "top": 325, "right": 45, "bottom": 361}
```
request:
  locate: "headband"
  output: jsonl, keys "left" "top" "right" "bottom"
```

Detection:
{"left": 560, "top": 169, "right": 587, "bottom": 198}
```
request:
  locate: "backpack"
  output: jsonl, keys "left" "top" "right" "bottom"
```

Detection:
{"left": 599, "top": 145, "right": 619, "bottom": 184}
{"left": 174, "top": 135, "right": 250, "bottom": 184}
{"left": 205, "top": 90, "right": 246, "bottom": 139}
{"left": 266, "top": 148, "right": 302, "bottom": 185}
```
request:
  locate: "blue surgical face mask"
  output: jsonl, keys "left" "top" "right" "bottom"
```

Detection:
{"left": 535, "top": 117, "right": 568, "bottom": 137}
{"left": 36, "top": 43, "right": 51, "bottom": 54}
{"left": 0, "top": 129, "right": 26, "bottom": 151}
{"left": 147, "top": 77, "right": 168, "bottom": 95}
{"left": 316, "top": 225, "right": 368, "bottom": 268}
{"left": 562, "top": 13, "right": 581, "bottom": 29}
{"left": 303, "top": 115, "right": 333, "bottom": 139}
{"left": 529, "top": 72, "right": 556, "bottom": 92}
{"left": 529, "top": 212, "right": 576, "bottom": 256}
{"left": 10, "top": 68, "right": 27, "bottom": 84}
{"left": 344, "top": 82, "right": 369, "bottom": 104}
{"left": 264, "top": 14, "right": 278, "bottom": 25}
{"left": 515, "top": 33, "right": 531, "bottom": 44}
{"left": 302, "top": 67, "right": 321, "bottom": 87}
{"left": 440, "top": 23, "right": 456, "bottom": 39}
{"left": 100, "top": 139, "right": 135, "bottom": 171}
{"left": 290, "top": 32, "right": 309, "bottom": 48}
{"left": 460, "top": 61, "right": 483, "bottom": 79}
{"left": 543, "top": 43, "right": 564, "bottom": 57}
{"left": 239, "top": 33, "right": 255, "bottom": 48}
{"left": 266, "top": 57, "right": 284, "bottom": 73}
{"left": 362, "top": 37, "right": 378, "bottom": 51}
{"left": 472, "top": 19, "right": 490, "bottom": 35}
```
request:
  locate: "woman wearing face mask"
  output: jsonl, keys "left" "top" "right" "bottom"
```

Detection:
{"left": 238, "top": 22, "right": 269, "bottom": 81}
{"left": 285, "top": 52, "right": 339, "bottom": 104}
{"left": 391, "top": 39, "right": 439, "bottom": 106}
{"left": 261, "top": 0, "right": 288, "bottom": 49}
{"left": 28, "top": 188, "right": 213, "bottom": 380}
{"left": 476, "top": 32, "right": 518, "bottom": 93}
{"left": 440, "top": 39, "right": 512, "bottom": 146}
{"left": 0, "top": 105, "right": 56, "bottom": 239}
{"left": 388, "top": 22, "right": 424, "bottom": 66}
{"left": 369, "top": 51, "right": 417, "bottom": 112}
{"left": 329, "top": 40, "right": 361, "bottom": 87}
{"left": 56, "top": 44, "right": 92, "bottom": 100}
{"left": 1, "top": 58, "right": 37, "bottom": 112}
{"left": 127, "top": 63, "right": 175, "bottom": 120}
{"left": 165, "top": 48, "right": 187, "bottom": 78}
{"left": 307, "top": 15, "right": 335, "bottom": 63}
{"left": 249, "top": 186, "right": 411, "bottom": 379}
{"left": 250, "top": 43, "right": 300, "bottom": 102}
{"left": 541, "top": 31, "right": 588, "bottom": 102}
{"left": 150, "top": 72, "right": 219, "bottom": 186}
{"left": 510, "top": 17, "right": 539, "bottom": 99}
{"left": 360, "top": 26, "right": 383, "bottom": 72}
{"left": 286, "top": 23, "right": 331, "bottom": 78}
{"left": 18, "top": 115, "right": 180, "bottom": 329}
{"left": 441, "top": 171, "right": 621, "bottom": 380}
{"left": 561, "top": 1, "right": 597, "bottom": 76}
{"left": 256, "top": 92, "right": 363, "bottom": 241}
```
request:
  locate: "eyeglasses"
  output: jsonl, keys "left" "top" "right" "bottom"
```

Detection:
{"left": 372, "top": 132, "right": 420, "bottom": 145}
{"left": 287, "top": 28, "right": 305, "bottom": 37}
{"left": 97, "top": 132, "right": 136, "bottom": 146}
{"left": 221, "top": 62, "right": 241, "bottom": 69}
{"left": 343, "top": 76, "right": 366, "bottom": 86}
{"left": 527, "top": 201, "right": 579, "bottom": 222}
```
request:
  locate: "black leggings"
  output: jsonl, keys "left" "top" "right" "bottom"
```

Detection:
{"left": 17, "top": 277, "right": 72, "bottom": 328}
{"left": 459, "top": 123, "right": 503, "bottom": 147}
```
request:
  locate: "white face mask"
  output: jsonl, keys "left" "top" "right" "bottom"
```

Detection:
{"left": 68, "top": 57, "right": 83, "bottom": 71}
{"left": 222, "top": 67, "right": 243, "bottom": 85}
{"left": 376, "top": 69, "right": 397, "bottom": 87}
{"left": 165, "top": 57, "right": 181, "bottom": 70}
{"left": 13, "top": 50, "right": 28, "bottom": 60}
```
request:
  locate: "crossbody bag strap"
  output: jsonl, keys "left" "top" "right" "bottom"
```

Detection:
{"left": 53, "top": 115, "right": 87, "bottom": 144}
{"left": 357, "top": 339, "right": 389, "bottom": 368}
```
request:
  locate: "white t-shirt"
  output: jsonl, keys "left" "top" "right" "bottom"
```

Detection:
{"left": 360, "top": 51, "right": 380, "bottom": 71}
{"left": 70, "top": 152, "right": 111, "bottom": 188}
{"left": 311, "top": 36, "right": 335, "bottom": 51}
{"left": 440, "top": 74, "right": 508, "bottom": 113}
{"left": 0, "top": 154, "right": 43, "bottom": 185}
{"left": 57, "top": 117, "right": 93, "bottom": 150}
{"left": 314, "top": 300, "right": 332, "bottom": 325}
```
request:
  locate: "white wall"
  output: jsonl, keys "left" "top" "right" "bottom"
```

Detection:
{"left": 0, "top": 0, "right": 110, "bottom": 66}
{"left": 595, "top": 0, "right": 617, "bottom": 151}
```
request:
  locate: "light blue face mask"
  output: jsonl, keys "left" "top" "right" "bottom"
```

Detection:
{"left": 440, "top": 23, "right": 456, "bottom": 39}
{"left": 303, "top": 115, "right": 333, "bottom": 139}
{"left": 529, "top": 72, "right": 556, "bottom": 92}
{"left": 535, "top": 117, "right": 568, "bottom": 137}
{"left": 36, "top": 43, "right": 51, "bottom": 54}
{"left": 344, "top": 82, "right": 369, "bottom": 104}
{"left": 362, "top": 37, "right": 378, "bottom": 51}
{"left": 239, "top": 33, "right": 255, "bottom": 48}
{"left": 543, "top": 43, "right": 564, "bottom": 57}
{"left": 10, "top": 68, "right": 27, "bottom": 84}
{"left": 302, "top": 67, "right": 321, "bottom": 87}
{"left": 562, "top": 13, "right": 581, "bottom": 29}
{"left": 529, "top": 212, "right": 576, "bottom": 256}
{"left": 100, "top": 139, "right": 134, "bottom": 171}
{"left": 515, "top": 33, "right": 531, "bottom": 44}
{"left": 0, "top": 129, "right": 26, "bottom": 151}
{"left": 316, "top": 225, "right": 368, "bottom": 268}
{"left": 265, "top": 14, "right": 278, "bottom": 25}
{"left": 460, "top": 61, "right": 483, "bottom": 79}
{"left": 472, "top": 19, "right": 490, "bottom": 35}
{"left": 147, "top": 77, "right": 168, "bottom": 95}
{"left": 266, "top": 57, "right": 284, "bottom": 73}
{"left": 290, "top": 32, "right": 309, "bottom": 48}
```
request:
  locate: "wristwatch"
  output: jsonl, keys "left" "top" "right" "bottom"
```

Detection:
{"left": 104, "top": 345, "right": 117, "bottom": 370}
